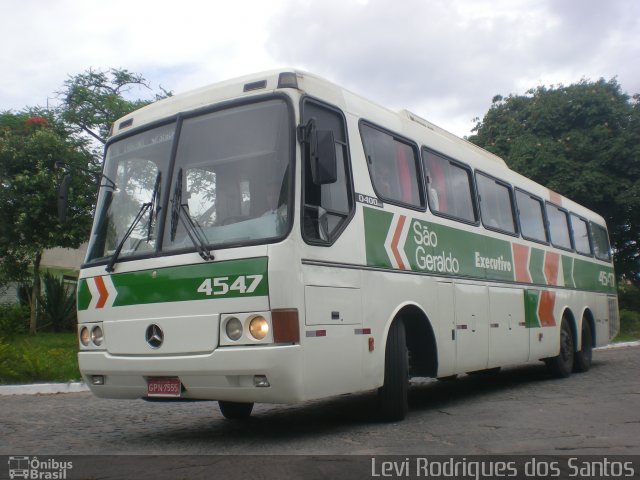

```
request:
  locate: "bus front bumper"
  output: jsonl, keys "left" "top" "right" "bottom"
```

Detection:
{"left": 78, "top": 344, "right": 304, "bottom": 404}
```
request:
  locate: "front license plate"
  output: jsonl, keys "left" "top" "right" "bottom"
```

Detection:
{"left": 147, "top": 377, "right": 181, "bottom": 397}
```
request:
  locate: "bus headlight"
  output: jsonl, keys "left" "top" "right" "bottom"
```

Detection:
{"left": 249, "top": 316, "right": 269, "bottom": 340}
{"left": 225, "top": 317, "right": 243, "bottom": 341}
{"left": 91, "top": 326, "right": 104, "bottom": 346}
{"left": 80, "top": 327, "right": 90, "bottom": 346}
{"left": 219, "top": 312, "right": 274, "bottom": 346}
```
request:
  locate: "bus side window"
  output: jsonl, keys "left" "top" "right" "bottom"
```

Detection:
{"left": 423, "top": 149, "right": 476, "bottom": 223}
{"left": 515, "top": 189, "right": 548, "bottom": 243}
{"left": 546, "top": 202, "right": 572, "bottom": 250}
{"left": 301, "top": 100, "right": 354, "bottom": 244}
{"left": 570, "top": 214, "right": 592, "bottom": 256}
{"left": 590, "top": 222, "right": 612, "bottom": 261}
{"left": 476, "top": 172, "right": 517, "bottom": 234}
{"left": 360, "top": 123, "right": 423, "bottom": 208}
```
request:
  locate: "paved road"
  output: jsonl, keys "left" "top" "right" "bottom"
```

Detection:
{"left": 1, "top": 346, "right": 639, "bottom": 456}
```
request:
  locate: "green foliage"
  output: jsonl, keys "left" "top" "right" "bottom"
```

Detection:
{"left": 38, "top": 272, "right": 76, "bottom": 332}
{"left": 0, "top": 110, "right": 95, "bottom": 255}
{"left": 0, "top": 338, "right": 18, "bottom": 380}
{"left": 0, "top": 333, "right": 80, "bottom": 384}
{"left": 0, "top": 110, "right": 95, "bottom": 331}
{"left": 0, "top": 303, "right": 29, "bottom": 337}
{"left": 618, "top": 283, "right": 640, "bottom": 312}
{"left": 616, "top": 309, "right": 640, "bottom": 342}
{"left": 59, "top": 67, "right": 171, "bottom": 145}
{"left": 469, "top": 79, "right": 640, "bottom": 282}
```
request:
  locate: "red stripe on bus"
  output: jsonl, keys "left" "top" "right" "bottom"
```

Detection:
{"left": 538, "top": 290, "right": 557, "bottom": 326}
{"left": 94, "top": 276, "right": 109, "bottom": 309}
{"left": 544, "top": 252, "right": 560, "bottom": 286}
{"left": 512, "top": 243, "right": 532, "bottom": 283}
{"left": 391, "top": 215, "right": 407, "bottom": 270}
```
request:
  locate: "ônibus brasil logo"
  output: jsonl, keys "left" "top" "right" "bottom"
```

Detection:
{"left": 7, "top": 456, "right": 72, "bottom": 479}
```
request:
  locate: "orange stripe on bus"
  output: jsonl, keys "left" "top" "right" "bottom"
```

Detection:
{"left": 544, "top": 252, "right": 560, "bottom": 286}
{"left": 512, "top": 243, "right": 532, "bottom": 283}
{"left": 538, "top": 290, "right": 557, "bottom": 326}
{"left": 549, "top": 191, "right": 563, "bottom": 205}
{"left": 391, "top": 215, "right": 407, "bottom": 270}
{"left": 94, "top": 276, "right": 109, "bottom": 309}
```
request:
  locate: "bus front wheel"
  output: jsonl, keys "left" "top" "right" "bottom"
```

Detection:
{"left": 545, "top": 317, "right": 574, "bottom": 378}
{"left": 377, "top": 319, "right": 409, "bottom": 421}
{"left": 218, "top": 400, "right": 254, "bottom": 420}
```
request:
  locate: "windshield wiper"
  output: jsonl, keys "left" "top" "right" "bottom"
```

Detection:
{"left": 170, "top": 168, "right": 214, "bottom": 261}
{"left": 147, "top": 171, "right": 162, "bottom": 241}
{"left": 105, "top": 172, "right": 161, "bottom": 273}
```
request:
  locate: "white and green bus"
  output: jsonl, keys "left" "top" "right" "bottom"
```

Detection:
{"left": 75, "top": 70, "right": 619, "bottom": 421}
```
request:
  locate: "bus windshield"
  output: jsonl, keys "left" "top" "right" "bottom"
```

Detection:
{"left": 86, "top": 98, "right": 292, "bottom": 265}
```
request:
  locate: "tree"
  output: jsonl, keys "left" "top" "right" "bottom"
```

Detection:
{"left": 58, "top": 67, "right": 171, "bottom": 146}
{"left": 0, "top": 110, "right": 95, "bottom": 333}
{"left": 469, "top": 79, "right": 640, "bottom": 282}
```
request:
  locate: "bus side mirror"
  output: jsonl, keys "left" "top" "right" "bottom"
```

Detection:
{"left": 311, "top": 130, "right": 337, "bottom": 185}
{"left": 58, "top": 174, "right": 71, "bottom": 223}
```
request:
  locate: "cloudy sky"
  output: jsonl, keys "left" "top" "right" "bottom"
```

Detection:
{"left": 1, "top": 0, "right": 638, "bottom": 137}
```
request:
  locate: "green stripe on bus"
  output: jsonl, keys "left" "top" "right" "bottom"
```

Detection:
{"left": 363, "top": 207, "right": 616, "bottom": 294}
{"left": 524, "top": 289, "right": 541, "bottom": 328}
{"left": 78, "top": 257, "right": 268, "bottom": 310}
{"left": 364, "top": 207, "right": 393, "bottom": 268}
{"left": 528, "top": 248, "right": 546, "bottom": 285}
{"left": 562, "top": 255, "right": 575, "bottom": 288}
{"left": 77, "top": 279, "right": 91, "bottom": 311}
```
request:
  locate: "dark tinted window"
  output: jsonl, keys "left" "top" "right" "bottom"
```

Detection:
{"left": 515, "top": 190, "right": 547, "bottom": 243}
{"left": 590, "top": 223, "right": 612, "bottom": 261}
{"left": 547, "top": 203, "right": 572, "bottom": 249}
{"left": 361, "top": 124, "right": 423, "bottom": 208}
{"left": 476, "top": 173, "right": 517, "bottom": 234}
{"left": 423, "top": 150, "right": 476, "bottom": 222}
{"left": 571, "top": 214, "right": 592, "bottom": 255}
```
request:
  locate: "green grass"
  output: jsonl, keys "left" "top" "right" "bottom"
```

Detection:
{"left": 614, "top": 309, "right": 640, "bottom": 343}
{"left": 0, "top": 333, "right": 81, "bottom": 385}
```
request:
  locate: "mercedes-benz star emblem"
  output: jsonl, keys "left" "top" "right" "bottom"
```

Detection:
{"left": 145, "top": 324, "right": 164, "bottom": 349}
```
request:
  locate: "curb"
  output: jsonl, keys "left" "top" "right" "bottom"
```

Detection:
{"left": 0, "top": 382, "right": 89, "bottom": 396}
{"left": 594, "top": 340, "right": 640, "bottom": 350}
{"left": 1, "top": 341, "right": 638, "bottom": 396}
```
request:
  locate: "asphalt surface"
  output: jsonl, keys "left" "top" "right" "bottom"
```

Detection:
{"left": 1, "top": 344, "right": 639, "bottom": 456}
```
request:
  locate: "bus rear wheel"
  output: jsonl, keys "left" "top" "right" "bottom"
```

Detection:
{"left": 545, "top": 317, "right": 574, "bottom": 378}
{"left": 377, "top": 320, "right": 408, "bottom": 421}
{"left": 573, "top": 319, "right": 593, "bottom": 373}
{"left": 218, "top": 400, "right": 254, "bottom": 420}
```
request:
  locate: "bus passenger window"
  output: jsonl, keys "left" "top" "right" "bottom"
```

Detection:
{"left": 360, "top": 124, "right": 423, "bottom": 208}
{"left": 546, "top": 203, "right": 572, "bottom": 250}
{"left": 515, "top": 190, "right": 548, "bottom": 243}
{"left": 423, "top": 150, "right": 476, "bottom": 223}
{"left": 476, "top": 173, "right": 517, "bottom": 234}
{"left": 571, "top": 214, "right": 592, "bottom": 255}
{"left": 590, "top": 223, "right": 612, "bottom": 261}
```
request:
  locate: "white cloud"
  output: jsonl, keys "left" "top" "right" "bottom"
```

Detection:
{"left": 1, "top": 0, "right": 638, "bottom": 136}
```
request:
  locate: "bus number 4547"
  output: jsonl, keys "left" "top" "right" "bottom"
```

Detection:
{"left": 197, "top": 275, "right": 264, "bottom": 296}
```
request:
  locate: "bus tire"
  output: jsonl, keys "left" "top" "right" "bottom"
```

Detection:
{"left": 377, "top": 320, "right": 408, "bottom": 422}
{"left": 573, "top": 319, "right": 593, "bottom": 373}
{"left": 545, "top": 317, "right": 574, "bottom": 378}
{"left": 218, "top": 400, "right": 254, "bottom": 420}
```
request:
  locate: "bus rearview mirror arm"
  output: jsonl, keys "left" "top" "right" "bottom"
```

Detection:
{"left": 54, "top": 161, "right": 118, "bottom": 223}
